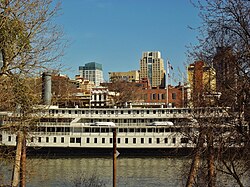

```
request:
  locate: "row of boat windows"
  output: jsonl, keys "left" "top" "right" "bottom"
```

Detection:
{"left": 48, "top": 108, "right": 224, "bottom": 115}
{"left": 49, "top": 109, "right": 192, "bottom": 115}
{"left": 6, "top": 136, "right": 189, "bottom": 144}
{"left": 37, "top": 127, "right": 191, "bottom": 133}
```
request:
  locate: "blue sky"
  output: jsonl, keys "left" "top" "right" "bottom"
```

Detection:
{"left": 55, "top": 0, "right": 201, "bottom": 83}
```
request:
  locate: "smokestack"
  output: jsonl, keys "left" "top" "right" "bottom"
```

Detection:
{"left": 42, "top": 72, "right": 52, "bottom": 105}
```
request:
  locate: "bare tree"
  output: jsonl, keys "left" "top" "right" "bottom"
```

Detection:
{"left": 107, "top": 80, "right": 143, "bottom": 107}
{"left": 186, "top": 0, "right": 250, "bottom": 186}
{"left": 0, "top": 0, "right": 65, "bottom": 186}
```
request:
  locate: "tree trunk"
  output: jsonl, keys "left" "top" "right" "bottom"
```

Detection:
{"left": 186, "top": 131, "right": 205, "bottom": 187}
{"left": 20, "top": 133, "right": 26, "bottom": 187}
{"left": 207, "top": 129, "right": 216, "bottom": 187}
{"left": 12, "top": 131, "right": 23, "bottom": 187}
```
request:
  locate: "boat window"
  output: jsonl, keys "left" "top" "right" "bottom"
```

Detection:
{"left": 101, "top": 128, "right": 107, "bottom": 133}
{"left": 46, "top": 137, "right": 49, "bottom": 143}
{"left": 76, "top": 138, "right": 81, "bottom": 143}
{"left": 164, "top": 138, "right": 168, "bottom": 143}
{"left": 56, "top": 127, "right": 63, "bottom": 132}
{"left": 172, "top": 138, "right": 176, "bottom": 144}
{"left": 149, "top": 138, "right": 152, "bottom": 144}
{"left": 181, "top": 138, "right": 189, "bottom": 144}
{"left": 141, "top": 138, "right": 144, "bottom": 144}
{"left": 65, "top": 127, "right": 70, "bottom": 132}
{"left": 47, "top": 127, "right": 55, "bottom": 132}
{"left": 61, "top": 137, "right": 64, "bottom": 143}
{"left": 175, "top": 128, "right": 181, "bottom": 132}
{"left": 165, "top": 128, "right": 170, "bottom": 132}
{"left": 156, "top": 138, "right": 160, "bottom": 144}
{"left": 102, "top": 138, "right": 105, "bottom": 143}
{"left": 92, "top": 128, "right": 100, "bottom": 133}
{"left": 70, "top": 138, "right": 75, "bottom": 143}
{"left": 147, "top": 128, "right": 153, "bottom": 133}
{"left": 133, "top": 138, "right": 136, "bottom": 144}
{"left": 129, "top": 128, "right": 134, "bottom": 133}
{"left": 125, "top": 138, "right": 128, "bottom": 144}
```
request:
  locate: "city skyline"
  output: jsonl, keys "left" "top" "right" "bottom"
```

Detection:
{"left": 54, "top": 0, "right": 201, "bottom": 82}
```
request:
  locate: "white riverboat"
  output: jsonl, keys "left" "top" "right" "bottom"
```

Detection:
{"left": 0, "top": 106, "right": 232, "bottom": 156}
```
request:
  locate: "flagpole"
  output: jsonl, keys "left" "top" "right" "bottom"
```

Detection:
{"left": 166, "top": 59, "right": 169, "bottom": 107}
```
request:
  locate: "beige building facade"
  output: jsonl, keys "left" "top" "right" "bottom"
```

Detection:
{"left": 108, "top": 70, "right": 140, "bottom": 82}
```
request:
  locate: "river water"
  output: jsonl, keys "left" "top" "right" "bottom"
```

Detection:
{"left": 1, "top": 156, "right": 249, "bottom": 187}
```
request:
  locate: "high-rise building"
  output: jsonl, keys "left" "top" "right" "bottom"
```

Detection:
{"left": 79, "top": 62, "right": 104, "bottom": 86}
{"left": 140, "top": 51, "right": 165, "bottom": 88}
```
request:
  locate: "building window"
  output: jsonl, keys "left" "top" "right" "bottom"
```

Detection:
{"left": 162, "top": 94, "right": 165, "bottom": 99}
{"left": 102, "top": 138, "right": 105, "bottom": 144}
{"left": 110, "top": 138, "right": 113, "bottom": 144}
{"left": 94, "top": 138, "right": 97, "bottom": 143}
{"left": 117, "top": 138, "right": 120, "bottom": 144}
{"left": 0, "top": 134, "right": 2, "bottom": 142}
{"left": 86, "top": 138, "right": 90, "bottom": 143}
{"left": 8, "top": 136, "right": 11, "bottom": 142}
{"left": 172, "top": 93, "right": 177, "bottom": 100}
{"left": 54, "top": 137, "right": 56, "bottom": 143}
{"left": 38, "top": 137, "right": 41, "bottom": 143}
{"left": 46, "top": 137, "right": 49, "bottom": 143}
{"left": 31, "top": 137, "right": 34, "bottom": 142}
{"left": 61, "top": 137, "right": 64, "bottom": 143}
